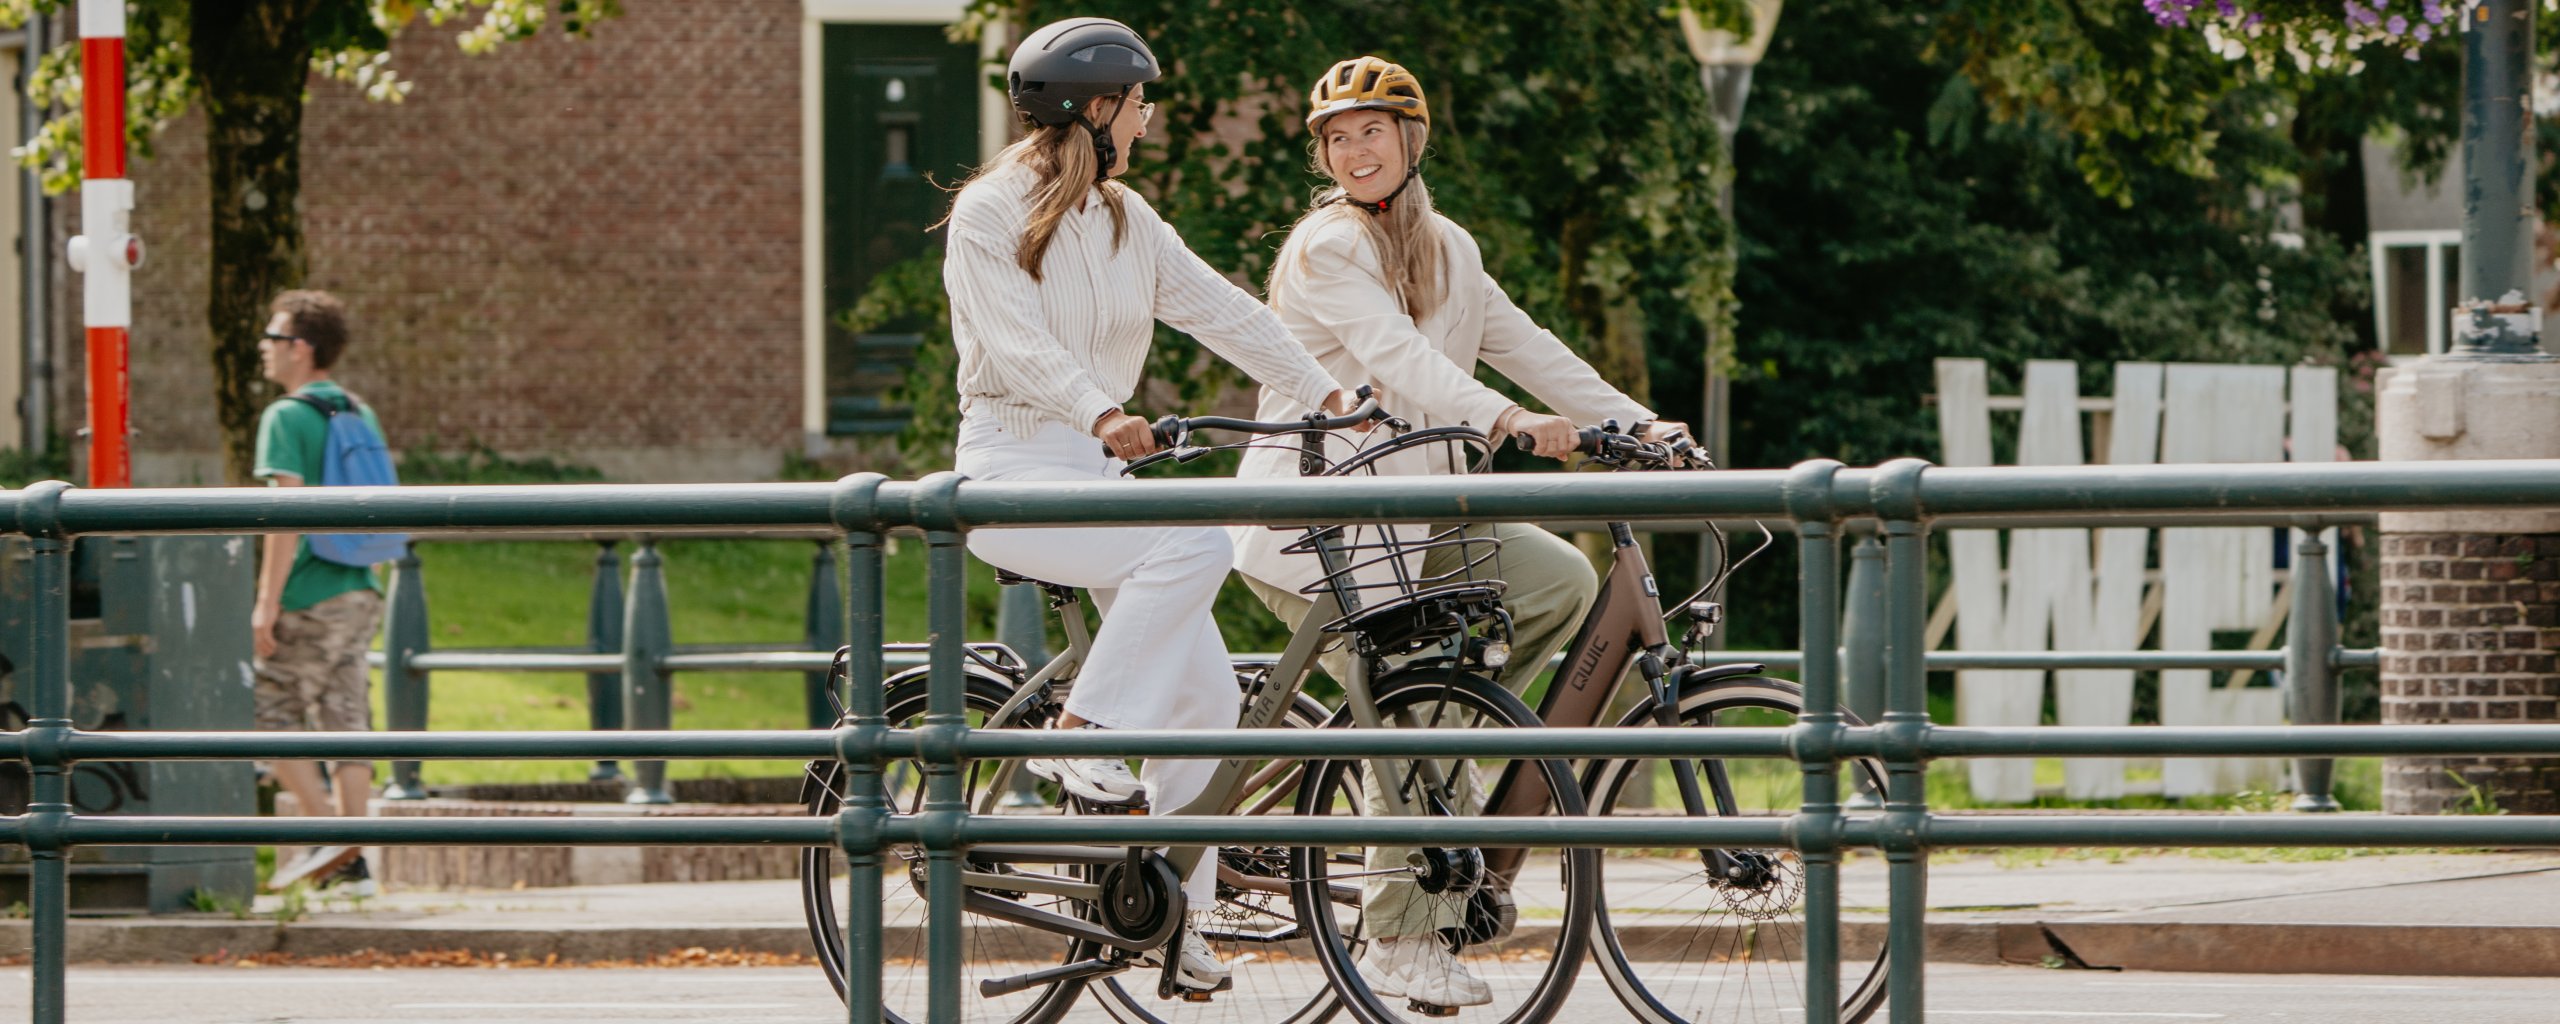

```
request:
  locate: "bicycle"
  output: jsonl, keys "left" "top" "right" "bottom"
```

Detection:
{"left": 800, "top": 396, "right": 1597, "bottom": 1024}
{"left": 1522, "top": 422, "right": 1890, "bottom": 1024}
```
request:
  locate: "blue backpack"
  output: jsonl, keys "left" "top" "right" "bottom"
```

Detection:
{"left": 286, "top": 392, "right": 410, "bottom": 567}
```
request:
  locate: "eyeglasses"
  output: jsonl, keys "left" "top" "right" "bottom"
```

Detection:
{"left": 261, "top": 331, "right": 304, "bottom": 343}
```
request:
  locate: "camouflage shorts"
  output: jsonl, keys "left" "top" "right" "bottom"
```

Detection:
{"left": 254, "top": 589, "right": 384, "bottom": 733}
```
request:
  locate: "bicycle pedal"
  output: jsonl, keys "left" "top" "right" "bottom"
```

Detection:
{"left": 1408, "top": 1000, "right": 1461, "bottom": 1018}
{"left": 1082, "top": 799, "right": 1149, "bottom": 815}
{"left": 1181, "top": 990, "right": 1216, "bottom": 1003}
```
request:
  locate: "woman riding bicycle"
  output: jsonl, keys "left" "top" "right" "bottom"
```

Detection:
{"left": 1232, "top": 55, "right": 1685, "bottom": 1007}
{"left": 943, "top": 16, "right": 1360, "bottom": 993}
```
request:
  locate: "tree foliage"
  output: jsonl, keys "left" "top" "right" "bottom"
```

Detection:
{"left": 1704, "top": 0, "right": 2376, "bottom": 649}
{"left": 853, "top": 0, "right": 1739, "bottom": 466}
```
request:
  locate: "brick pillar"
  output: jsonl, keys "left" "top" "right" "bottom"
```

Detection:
{"left": 2379, "top": 533, "right": 2560, "bottom": 814}
{"left": 2376, "top": 360, "right": 2560, "bottom": 815}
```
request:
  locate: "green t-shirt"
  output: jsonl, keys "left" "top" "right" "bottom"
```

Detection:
{"left": 253, "top": 380, "right": 386, "bottom": 611}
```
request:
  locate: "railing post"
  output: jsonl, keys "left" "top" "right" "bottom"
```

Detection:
{"left": 994, "top": 580, "right": 1049, "bottom": 809}
{"left": 832, "top": 475, "right": 891, "bottom": 1024}
{"left": 622, "top": 538, "right": 674, "bottom": 805}
{"left": 1871, "top": 459, "right": 1935, "bottom": 1024}
{"left": 805, "top": 539, "right": 847, "bottom": 729}
{"left": 586, "top": 540, "right": 626, "bottom": 782}
{"left": 1784, "top": 461, "right": 1847, "bottom": 1024}
{"left": 20, "top": 481, "right": 72, "bottom": 1024}
{"left": 1842, "top": 530, "right": 1887, "bottom": 811}
{"left": 912, "top": 472, "right": 970, "bottom": 1024}
{"left": 381, "top": 542, "right": 432, "bottom": 799}
{"left": 2289, "top": 528, "right": 2342, "bottom": 812}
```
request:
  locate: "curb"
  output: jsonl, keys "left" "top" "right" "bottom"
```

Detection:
{"left": 7, "top": 918, "right": 2556, "bottom": 976}
{"left": 0, "top": 920, "right": 816, "bottom": 963}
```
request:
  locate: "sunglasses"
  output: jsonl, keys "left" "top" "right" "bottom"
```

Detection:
{"left": 262, "top": 331, "right": 304, "bottom": 343}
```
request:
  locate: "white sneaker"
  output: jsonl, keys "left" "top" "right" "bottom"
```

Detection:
{"left": 1359, "top": 934, "right": 1491, "bottom": 1007}
{"left": 1024, "top": 726, "right": 1145, "bottom": 804}
{"left": 267, "top": 845, "right": 360, "bottom": 892}
{"left": 1171, "top": 911, "right": 1230, "bottom": 991}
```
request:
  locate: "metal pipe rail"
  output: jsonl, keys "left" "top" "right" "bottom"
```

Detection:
{"left": 21, "top": 721, "right": 2560, "bottom": 765}
{"left": 373, "top": 646, "right": 2378, "bottom": 679}
{"left": 4, "top": 459, "right": 2558, "bottom": 1024}
{"left": 367, "top": 498, "right": 2379, "bottom": 804}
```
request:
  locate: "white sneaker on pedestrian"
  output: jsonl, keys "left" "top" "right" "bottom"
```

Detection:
{"left": 1024, "top": 726, "right": 1145, "bottom": 804}
{"left": 1170, "top": 911, "right": 1231, "bottom": 991}
{"left": 1359, "top": 934, "right": 1491, "bottom": 1007}
{"left": 268, "top": 845, "right": 360, "bottom": 892}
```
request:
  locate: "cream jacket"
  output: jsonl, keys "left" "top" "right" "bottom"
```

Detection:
{"left": 1231, "top": 207, "right": 1654, "bottom": 596}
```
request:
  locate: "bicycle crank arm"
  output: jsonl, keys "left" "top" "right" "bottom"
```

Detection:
{"left": 964, "top": 888, "right": 1153, "bottom": 952}
{"left": 978, "top": 957, "right": 1131, "bottom": 998}
{"left": 964, "top": 843, "right": 1142, "bottom": 866}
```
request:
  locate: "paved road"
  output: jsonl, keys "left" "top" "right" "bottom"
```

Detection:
{"left": 7, "top": 962, "right": 2557, "bottom": 1023}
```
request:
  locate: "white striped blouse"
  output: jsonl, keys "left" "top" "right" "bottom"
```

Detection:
{"left": 943, "top": 161, "right": 1340, "bottom": 439}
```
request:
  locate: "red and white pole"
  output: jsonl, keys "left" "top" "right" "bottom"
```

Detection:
{"left": 68, "top": 0, "right": 139, "bottom": 488}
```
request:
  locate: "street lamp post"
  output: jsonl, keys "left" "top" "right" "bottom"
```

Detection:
{"left": 2374, "top": 0, "right": 2560, "bottom": 815}
{"left": 1680, "top": 0, "right": 1781, "bottom": 623}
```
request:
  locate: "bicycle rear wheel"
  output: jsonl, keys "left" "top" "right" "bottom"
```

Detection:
{"left": 800, "top": 666, "right": 1085, "bottom": 1024}
{"left": 1585, "top": 675, "right": 1889, "bottom": 1024}
{"left": 1292, "top": 667, "right": 1596, "bottom": 1024}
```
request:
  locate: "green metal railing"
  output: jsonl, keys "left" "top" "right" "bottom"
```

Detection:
{"left": 362, "top": 533, "right": 850, "bottom": 802}
{"left": 7, "top": 461, "right": 2560, "bottom": 1024}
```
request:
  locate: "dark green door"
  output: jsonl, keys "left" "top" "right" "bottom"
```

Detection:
{"left": 823, "top": 24, "right": 980, "bottom": 436}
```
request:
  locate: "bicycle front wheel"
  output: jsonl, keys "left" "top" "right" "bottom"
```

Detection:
{"left": 1585, "top": 675, "right": 1889, "bottom": 1024}
{"left": 1292, "top": 667, "right": 1597, "bottom": 1024}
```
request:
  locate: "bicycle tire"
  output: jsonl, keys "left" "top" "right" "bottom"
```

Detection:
{"left": 1291, "top": 666, "right": 1597, "bottom": 1024}
{"left": 1583, "top": 674, "right": 1889, "bottom": 1024}
{"left": 800, "top": 665, "right": 1088, "bottom": 1024}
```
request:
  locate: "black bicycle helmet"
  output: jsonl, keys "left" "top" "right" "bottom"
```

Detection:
{"left": 1008, "top": 17, "right": 1159, "bottom": 126}
{"left": 1009, "top": 18, "right": 1160, "bottom": 182}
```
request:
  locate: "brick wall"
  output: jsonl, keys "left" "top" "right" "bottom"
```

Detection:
{"left": 75, "top": 0, "right": 804, "bottom": 483}
{"left": 2378, "top": 532, "right": 2560, "bottom": 814}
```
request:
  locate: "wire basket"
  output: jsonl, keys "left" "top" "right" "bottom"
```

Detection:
{"left": 1277, "top": 425, "right": 1510, "bottom": 659}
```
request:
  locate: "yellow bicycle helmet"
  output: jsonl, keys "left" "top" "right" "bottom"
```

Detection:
{"left": 1306, "top": 56, "right": 1430, "bottom": 132}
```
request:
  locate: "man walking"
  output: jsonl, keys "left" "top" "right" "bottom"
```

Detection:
{"left": 251, "top": 290, "right": 389, "bottom": 894}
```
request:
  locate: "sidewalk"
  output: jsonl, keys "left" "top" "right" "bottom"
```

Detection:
{"left": 7, "top": 845, "right": 2556, "bottom": 975}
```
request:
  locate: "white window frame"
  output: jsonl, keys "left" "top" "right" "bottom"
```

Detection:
{"left": 802, "top": 0, "right": 1008, "bottom": 443}
{"left": 2368, "top": 229, "right": 2462, "bottom": 360}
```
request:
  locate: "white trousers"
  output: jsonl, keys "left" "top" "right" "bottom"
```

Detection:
{"left": 955, "top": 416, "right": 1237, "bottom": 903}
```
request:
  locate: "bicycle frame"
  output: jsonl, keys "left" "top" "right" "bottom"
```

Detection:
{"left": 1481, "top": 515, "right": 1763, "bottom": 883}
{"left": 922, "top": 417, "right": 1521, "bottom": 998}
{"left": 942, "top": 459, "right": 1456, "bottom": 962}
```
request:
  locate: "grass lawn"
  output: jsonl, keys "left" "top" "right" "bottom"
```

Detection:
{"left": 369, "top": 537, "right": 1002, "bottom": 786}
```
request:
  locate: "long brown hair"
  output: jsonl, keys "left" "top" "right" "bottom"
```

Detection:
{"left": 944, "top": 107, "right": 1132, "bottom": 281}
{"left": 1276, "top": 117, "right": 1445, "bottom": 322}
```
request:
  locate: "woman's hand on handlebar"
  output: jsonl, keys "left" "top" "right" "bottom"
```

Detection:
{"left": 1324, "top": 388, "right": 1382, "bottom": 433}
{"left": 1094, "top": 409, "right": 1163, "bottom": 460}
{"left": 1504, "top": 409, "right": 1581, "bottom": 460}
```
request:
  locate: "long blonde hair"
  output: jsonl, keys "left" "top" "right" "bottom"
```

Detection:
{"left": 1277, "top": 117, "right": 1445, "bottom": 322}
{"left": 946, "top": 112, "right": 1131, "bottom": 280}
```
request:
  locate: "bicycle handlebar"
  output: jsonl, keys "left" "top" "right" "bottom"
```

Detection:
{"left": 1101, "top": 386, "right": 1387, "bottom": 459}
{"left": 1512, "top": 420, "right": 1708, "bottom": 468}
